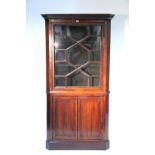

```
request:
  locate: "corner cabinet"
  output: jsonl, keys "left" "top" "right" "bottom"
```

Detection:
{"left": 42, "top": 14, "right": 114, "bottom": 150}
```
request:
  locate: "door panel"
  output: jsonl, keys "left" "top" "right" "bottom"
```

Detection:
{"left": 78, "top": 96, "right": 104, "bottom": 140}
{"left": 53, "top": 96, "right": 77, "bottom": 139}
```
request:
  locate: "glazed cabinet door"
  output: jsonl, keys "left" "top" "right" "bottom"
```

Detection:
{"left": 53, "top": 96, "right": 77, "bottom": 140}
{"left": 54, "top": 24, "right": 102, "bottom": 87}
{"left": 78, "top": 96, "right": 105, "bottom": 140}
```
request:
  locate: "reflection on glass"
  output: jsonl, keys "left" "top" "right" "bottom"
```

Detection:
{"left": 69, "top": 26, "right": 87, "bottom": 40}
{"left": 54, "top": 25, "right": 102, "bottom": 87}
{"left": 82, "top": 37, "right": 100, "bottom": 50}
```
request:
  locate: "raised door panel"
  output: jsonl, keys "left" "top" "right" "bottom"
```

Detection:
{"left": 53, "top": 96, "right": 77, "bottom": 140}
{"left": 78, "top": 96, "right": 105, "bottom": 140}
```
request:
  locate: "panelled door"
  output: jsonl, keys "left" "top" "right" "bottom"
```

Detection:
{"left": 53, "top": 96, "right": 105, "bottom": 140}
{"left": 53, "top": 96, "right": 77, "bottom": 139}
{"left": 78, "top": 96, "right": 105, "bottom": 140}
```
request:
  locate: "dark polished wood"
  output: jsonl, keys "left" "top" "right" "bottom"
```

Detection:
{"left": 78, "top": 96, "right": 104, "bottom": 140}
{"left": 53, "top": 96, "right": 77, "bottom": 139}
{"left": 42, "top": 14, "right": 114, "bottom": 20}
{"left": 46, "top": 140, "right": 109, "bottom": 150}
{"left": 43, "top": 14, "right": 114, "bottom": 150}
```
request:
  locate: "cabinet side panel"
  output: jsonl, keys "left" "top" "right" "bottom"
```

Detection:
{"left": 47, "top": 94, "right": 53, "bottom": 140}
{"left": 103, "top": 20, "right": 111, "bottom": 141}
{"left": 45, "top": 20, "right": 53, "bottom": 91}
{"left": 104, "top": 95, "right": 109, "bottom": 140}
{"left": 106, "top": 20, "right": 111, "bottom": 93}
{"left": 53, "top": 96, "right": 77, "bottom": 140}
{"left": 102, "top": 20, "right": 111, "bottom": 93}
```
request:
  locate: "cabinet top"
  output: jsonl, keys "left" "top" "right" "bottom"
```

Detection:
{"left": 41, "top": 14, "right": 114, "bottom": 20}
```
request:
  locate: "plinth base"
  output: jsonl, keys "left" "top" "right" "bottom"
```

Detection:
{"left": 46, "top": 140, "right": 109, "bottom": 150}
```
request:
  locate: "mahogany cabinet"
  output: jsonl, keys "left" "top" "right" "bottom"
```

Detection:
{"left": 42, "top": 14, "right": 114, "bottom": 150}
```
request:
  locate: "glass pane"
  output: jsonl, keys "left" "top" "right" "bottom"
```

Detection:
{"left": 67, "top": 72, "right": 88, "bottom": 86}
{"left": 88, "top": 25, "right": 101, "bottom": 35}
{"left": 69, "top": 26, "right": 88, "bottom": 40}
{"left": 92, "top": 77, "right": 99, "bottom": 86}
{"left": 55, "top": 77, "right": 66, "bottom": 86}
{"left": 54, "top": 25, "right": 102, "bottom": 87}
{"left": 90, "top": 50, "right": 100, "bottom": 61}
{"left": 68, "top": 46, "right": 88, "bottom": 65}
{"left": 82, "top": 37, "right": 101, "bottom": 50}
{"left": 54, "top": 25, "right": 75, "bottom": 49}
{"left": 83, "top": 63, "right": 100, "bottom": 75}
{"left": 55, "top": 62, "right": 74, "bottom": 75}
{"left": 55, "top": 50, "right": 65, "bottom": 60}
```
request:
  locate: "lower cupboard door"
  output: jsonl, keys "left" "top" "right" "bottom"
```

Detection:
{"left": 78, "top": 96, "right": 105, "bottom": 140}
{"left": 53, "top": 96, "right": 77, "bottom": 140}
